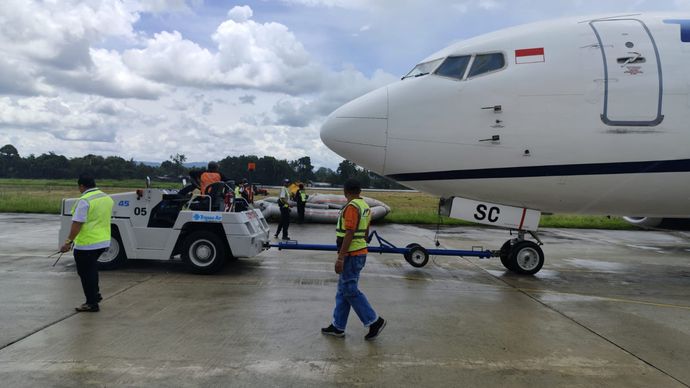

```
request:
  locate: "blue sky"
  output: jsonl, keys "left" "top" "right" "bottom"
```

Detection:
{"left": 0, "top": 0, "right": 688, "bottom": 169}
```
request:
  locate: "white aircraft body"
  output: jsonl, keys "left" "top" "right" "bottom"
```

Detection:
{"left": 320, "top": 13, "right": 690, "bottom": 274}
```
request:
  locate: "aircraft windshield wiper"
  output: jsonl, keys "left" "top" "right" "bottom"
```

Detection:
{"left": 402, "top": 72, "right": 430, "bottom": 80}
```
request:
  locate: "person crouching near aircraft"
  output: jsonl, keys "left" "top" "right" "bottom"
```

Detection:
{"left": 60, "top": 173, "right": 114, "bottom": 312}
{"left": 321, "top": 179, "right": 386, "bottom": 340}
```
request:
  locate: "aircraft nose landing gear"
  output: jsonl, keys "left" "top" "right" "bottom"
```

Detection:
{"left": 499, "top": 231, "right": 545, "bottom": 275}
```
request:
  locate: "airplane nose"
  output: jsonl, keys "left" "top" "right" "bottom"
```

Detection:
{"left": 320, "top": 86, "right": 388, "bottom": 173}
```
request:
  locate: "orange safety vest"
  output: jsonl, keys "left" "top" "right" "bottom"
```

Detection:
{"left": 200, "top": 172, "right": 221, "bottom": 194}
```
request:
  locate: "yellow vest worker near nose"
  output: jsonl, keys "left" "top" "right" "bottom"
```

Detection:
{"left": 321, "top": 179, "right": 386, "bottom": 341}
{"left": 60, "top": 173, "right": 114, "bottom": 313}
{"left": 335, "top": 198, "right": 369, "bottom": 253}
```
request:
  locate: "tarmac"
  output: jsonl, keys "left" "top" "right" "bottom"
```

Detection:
{"left": 0, "top": 213, "right": 689, "bottom": 387}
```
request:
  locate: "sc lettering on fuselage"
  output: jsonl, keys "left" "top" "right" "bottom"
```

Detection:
{"left": 474, "top": 204, "right": 500, "bottom": 223}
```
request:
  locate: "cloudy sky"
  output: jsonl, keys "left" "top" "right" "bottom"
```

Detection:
{"left": 0, "top": 0, "right": 688, "bottom": 169}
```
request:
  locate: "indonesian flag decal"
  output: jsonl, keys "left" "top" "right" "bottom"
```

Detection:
{"left": 515, "top": 47, "right": 545, "bottom": 64}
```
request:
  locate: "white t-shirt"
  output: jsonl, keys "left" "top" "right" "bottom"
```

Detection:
{"left": 279, "top": 186, "right": 290, "bottom": 200}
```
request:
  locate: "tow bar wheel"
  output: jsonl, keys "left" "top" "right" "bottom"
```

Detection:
{"left": 182, "top": 231, "right": 227, "bottom": 274}
{"left": 508, "top": 240, "right": 544, "bottom": 275}
{"left": 404, "top": 243, "right": 429, "bottom": 268}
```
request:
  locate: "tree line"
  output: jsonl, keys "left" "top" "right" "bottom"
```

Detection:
{"left": 0, "top": 144, "right": 406, "bottom": 189}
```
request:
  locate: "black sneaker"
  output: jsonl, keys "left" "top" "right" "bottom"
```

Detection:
{"left": 321, "top": 324, "right": 345, "bottom": 338}
{"left": 282, "top": 236, "right": 290, "bottom": 241}
{"left": 75, "top": 303, "right": 99, "bottom": 312}
{"left": 365, "top": 317, "right": 386, "bottom": 341}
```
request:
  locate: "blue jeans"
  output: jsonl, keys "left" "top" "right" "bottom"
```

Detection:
{"left": 332, "top": 254, "right": 378, "bottom": 330}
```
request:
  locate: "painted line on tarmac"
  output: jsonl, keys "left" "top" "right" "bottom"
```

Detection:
{"left": 0, "top": 275, "right": 156, "bottom": 353}
{"left": 463, "top": 258, "right": 689, "bottom": 387}
{"left": 518, "top": 288, "right": 690, "bottom": 311}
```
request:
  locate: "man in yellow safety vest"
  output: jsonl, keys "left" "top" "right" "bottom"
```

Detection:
{"left": 60, "top": 173, "right": 114, "bottom": 312}
{"left": 321, "top": 179, "right": 386, "bottom": 340}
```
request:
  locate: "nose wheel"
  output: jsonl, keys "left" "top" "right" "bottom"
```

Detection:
{"left": 499, "top": 232, "right": 545, "bottom": 275}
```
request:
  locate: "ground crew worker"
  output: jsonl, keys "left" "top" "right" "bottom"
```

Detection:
{"left": 200, "top": 161, "right": 224, "bottom": 194}
{"left": 321, "top": 179, "right": 386, "bottom": 340}
{"left": 274, "top": 178, "right": 291, "bottom": 240}
{"left": 242, "top": 179, "right": 254, "bottom": 204}
{"left": 234, "top": 178, "right": 249, "bottom": 212}
{"left": 59, "top": 173, "right": 114, "bottom": 313}
{"left": 234, "top": 180, "right": 242, "bottom": 198}
{"left": 295, "top": 183, "right": 308, "bottom": 224}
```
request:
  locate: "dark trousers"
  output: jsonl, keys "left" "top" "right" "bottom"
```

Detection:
{"left": 297, "top": 204, "right": 305, "bottom": 224}
{"left": 74, "top": 248, "right": 105, "bottom": 306}
{"left": 276, "top": 206, "right": 291, "bottom": 238}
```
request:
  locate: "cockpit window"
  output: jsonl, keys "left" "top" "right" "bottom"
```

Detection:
{"left": 434, "top": 55, "right": 472, "bottom": 80}
{"left": 402, "top": 58, "right": 443, "bottom": 79}
{"left": 467, "top": 53, "right": 505, "bottom": 78}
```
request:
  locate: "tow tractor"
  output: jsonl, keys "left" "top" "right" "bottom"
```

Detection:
{"left": 59, "top": 181, "right": 271, "bottom": 274}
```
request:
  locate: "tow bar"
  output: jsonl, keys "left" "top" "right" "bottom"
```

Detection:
{"left": 270, "top": 230, "right": 496, "bottom": 268}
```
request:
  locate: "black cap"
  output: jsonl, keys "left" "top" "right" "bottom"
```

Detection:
{"left": 78, "top": 173, "right": 96, "bottom": 189}
{"left": 343, "top": 179, "right": 361, "bottom": 194}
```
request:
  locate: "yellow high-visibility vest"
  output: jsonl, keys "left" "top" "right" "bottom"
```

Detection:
{"left": 71, "top": 189, "right": 113, "bottom": 247}
{"left": 336, "top": 198, "right": 370, "bottom": 252}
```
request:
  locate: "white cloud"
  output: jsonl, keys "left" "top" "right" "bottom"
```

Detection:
{"left": 0, "top": 0, "right": 139, "bottom": 65}
{"left": 0, "top": 0, "right": 171, "bottom": 100}
{"left": 0, "top": 57, "right": 54, "bottom": 96}
{"left": 122, "top": 31, "right": 217, "bottom": 87}
{"left": 46, "top": 48, "right": 169, "bottom": 99}
{"left": 272, "top": 97, "right": 314, "bottom": 127}
{"left": 0, "top": 96, "right": 124, "bottom": 142}
{"left": 227, "top": 5, "right": 253, "bottom": 22}
{"left": 127, "top": 0, "right": 198, "bottom": 13}
{"left": 270, "top": 67, "right": 396, "bottom": 127}
{"left": 122, "top": 9, "right": 322, "bottom": 94}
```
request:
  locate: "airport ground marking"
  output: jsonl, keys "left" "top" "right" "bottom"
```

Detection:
{"left": 0, "top": 274, "right": 157, "bottom": 353}
{"left": 460, "top": 256, "right": 689, "bottom": 387}
{"left": 517, "top": 288, "right": 690, "bottom": 311}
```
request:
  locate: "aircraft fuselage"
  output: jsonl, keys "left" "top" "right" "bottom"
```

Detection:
{"left": 321, "top": 14, "right": 690, "bottom": 217}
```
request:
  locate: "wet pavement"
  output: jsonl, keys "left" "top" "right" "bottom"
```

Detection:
{"left": 0, "top": 213, "right": 688, "bottom": 387}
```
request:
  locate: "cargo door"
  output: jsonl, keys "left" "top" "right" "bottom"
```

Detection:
{"left": 590, "top": 19, "right": 664, "bottom": 126}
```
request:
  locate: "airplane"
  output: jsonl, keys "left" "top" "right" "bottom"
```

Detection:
{"left": 320, "top": 13, "right": 690, "bottom": 275}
